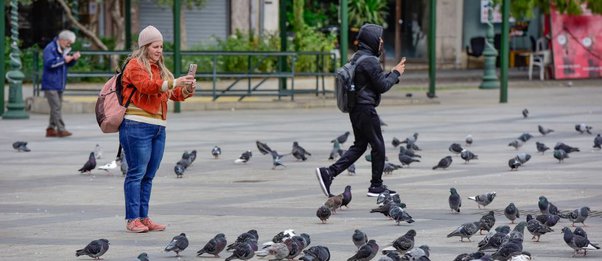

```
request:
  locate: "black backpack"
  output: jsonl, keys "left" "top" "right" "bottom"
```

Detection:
{"left": 335, "top": 55, "right": 378, "bottom": 113}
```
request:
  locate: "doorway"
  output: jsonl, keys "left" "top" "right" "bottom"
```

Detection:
{"left": 383, "top": 0, "right": 428, "bottom": 62}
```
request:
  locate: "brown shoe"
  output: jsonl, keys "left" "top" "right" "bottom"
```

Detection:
{"left": 57, "top": 130, "right": 72, "bottom": 137}
{"left": 140, "top": 217, "right": 166, "bottom": 231}
{"left": 46, "top": 128, "right": 58, "bottom": 137}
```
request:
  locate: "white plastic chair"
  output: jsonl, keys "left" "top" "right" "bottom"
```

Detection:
{"left": 529, "top": 38, "right": 550, "bottom": 80}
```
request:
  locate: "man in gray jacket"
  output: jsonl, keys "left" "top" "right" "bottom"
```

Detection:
{"left": 316, "top": 24, "right": 406, "bottom": 197}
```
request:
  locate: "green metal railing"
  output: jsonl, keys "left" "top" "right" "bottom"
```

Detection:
{"left": 32, "top": 50, "right": 337, "bottom": 101}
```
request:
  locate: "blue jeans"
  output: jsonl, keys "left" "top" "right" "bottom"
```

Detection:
{"left": 119, "top": 119, "right": 166, "bottom": 220}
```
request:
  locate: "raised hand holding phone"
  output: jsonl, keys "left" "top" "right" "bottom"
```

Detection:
{"left": 394, "top": 57, "right": 406, "bottom": 75}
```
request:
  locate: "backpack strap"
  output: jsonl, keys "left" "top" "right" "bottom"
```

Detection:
{"left": 117, "top": 58, "right": 136, "bottom": 108}
{"left": 351, "top": 55, "right": 379, "bottom": 93}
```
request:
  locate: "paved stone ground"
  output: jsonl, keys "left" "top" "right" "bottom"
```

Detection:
{"left": 1, "top": 85, "right": 601, "bottom": 261}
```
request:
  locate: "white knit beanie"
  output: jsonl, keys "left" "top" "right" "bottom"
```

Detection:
{"left": 138, "top": 26, "right": 163, "bottom": 47}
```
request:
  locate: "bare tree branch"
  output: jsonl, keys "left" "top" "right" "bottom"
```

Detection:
{"left": 56, "top": 0, "right": 108, "bottom": 50}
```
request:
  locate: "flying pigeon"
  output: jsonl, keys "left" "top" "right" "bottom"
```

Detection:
{"left": 553, "top": 149, "right": 569, "bottom": 163}
{"left": 522, "top": 108, "right": 529, "bottom": 118}
{"left": 78, "top": 152, "right": 97, "bottom": 174}
{"left": 235, "top": 150, "right": 252, "bottom": 164}
{"left": 347, "top": 239, "right": 379, "bottom": 261}
{"left": 508, "top": 158, "right": 521, "bottom": 171}
{"left": 197, "top": 233, "right": 227, "bottom": 257}
{"left": 575, "top": 123, "right": 593, "bottom": 134}
{"left": 535, "top": 141, "right": 549, "bottom": 154}
{"left": 256, "top": 140, "right": 272, "bottom": 155}
{"left": 332, "top": 131, "right": 351, "bottom": 145}
{"left": 508, "top": 140, "right": 523, "bottom": 150}
{"left": 165, "top": 233, "right": 189, "bottom": 257}
{"left": 432, "top": 156, "right": 452, "bottom": 170}
{"left": 562, "top": 226, "right": 600, "bottom": 256}
{"left": 449, "top": 143, "right": 464, "bottom": 155}
{"left": 468, "top": 192, "right": 496, "bottom": 209}
{"left": 12, "top": 141, "right": 31, "bottom": 152}
{"left": 389, "top": 205, "right": 415, "bottom": 225}
{"left": 316, "top": 205, "right": 331, "bottom": 223}
{"left": 479, "top": 211, "right": 496, "bottom": 235}
{"left": 465, "top": 134, "right": 473, "bottom": 146}
{"left": 554, "top": 142, "right": 580, "bottom": 153}
{"left": 352, "top": 229, "right": 368, "bottom": 249}
{"left": 211, "top": 146, "right": 222, "bottom": 159}
{"left": 526, "top": 214, "right": 553, "bottom": 242}
{"left": 568, "top": 207, "right": 591, "bottom": 227}
{"left": 448, "top": 187, "right": 462, "bottom": 213}
{"left": 517, "top": 133, "right": 533, "bottom": 142}
{"left": 504, "top": 203, "right": 520, "bottom": 224}
{"left": 340, "top": 185, "right": 352, "bottom": 208}
{"left": 76, "top": 238, "right": 109, "bottom": 260}
{"left": 538, "top": 125, "right": 554, "bottom": 136}
{"left": 94, "top": 144, "right": 103, "bottom": 159}
{"left": 292, "top": 141, "right": 312, "bottom": 161}
{"left": 270, "top": 150, "right": 286, "bottom": 169}
{"left": 300, "top": 245, "right": 330, "bottom": 261}
{"left": 460, "top": 150, "right": 478, "bottom": 163}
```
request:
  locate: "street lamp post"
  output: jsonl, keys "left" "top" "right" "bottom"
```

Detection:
{"left": 479, "top": 0, "right": 500, "bottom": 89}
{"left": 3, "top": 0, "right": 29, "bottom": 120}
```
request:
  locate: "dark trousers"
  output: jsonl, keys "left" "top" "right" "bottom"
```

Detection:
{"left": 329, "top": 104, "right": 385, "bottom": 187}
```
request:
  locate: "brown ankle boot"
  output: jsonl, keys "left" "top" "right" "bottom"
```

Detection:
{"left": 46, "top": 128, "right": 58, "bottom": 137}
{"left": 58, "top": 130, "right": 72, "bottom": 137}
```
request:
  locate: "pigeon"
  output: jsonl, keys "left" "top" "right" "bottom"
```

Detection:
{"left": 447, "top": 221, "right": 480, "bottom": 242}
{"left": 352, "top": 229, "right": 368, "bottom": 249}
{"left": 536, "top": 214, "right": 561, "bottom": 227}
{"left": 504, "top": 221, "right": 528, "bottom": 244}
{"left": 293, "top": 233, "right": 311, "bottom": 251}
{"left": 553, "top": 149, "right": 569, "bottom": 163}
{"left": 538, "top": 196, "right": 564, "bottom": 216}
{"left": 562, "top": 226, "right": 600, "bottom": 256}
{"left": 255, "top": 242, "right": 289, "bottom": 260}
{"left": 165, "top": 233, "right": 189, "bottom": 257}
{"left": 406, "top": 142, "right": 421, "bottom": 151}
{"left": 197, "top": 233, "right": 227, "bottom": 257}
{"left": 137, "top": 252, "right": 149, "bottom": 261}
{"left": 283, "top": 237, "right": 303, "bottom": 260}
{"left": 574, "top": 227, "right": 588, "bottom": 239}
{"left": 347, "top": 239, "right": 379, "bottom": 261}
{"left": 465, "top": 134, "right": 473, "bottom": 146}
{"left": 538, "top": 125, "right": 554, "bottom": 136}
{"left": 225, "top": 238, "right": 256, "bottom": 261}
{"left": 399, "top": 147, "right": 421, "bottom": 158}
{"left": 265, "top": 229, "right": 295, "bottom": 247}
{"left": 174, "top": 161, "right": 187, "bottom": 178}
{"left": 300, "top": 245, "right": 330, "bottom": 261}
{"left": 78, "top": 152, "right": 97, "bottom": 174}
{"left": 522, "top": 109, "right": 529, "bottom": 118}
{"left": 460, "top": 150, "right": 478, "bottom": 163}
{"left": 97, "top": 160, "right": 118, "bottom": 171}
{"left": 515, "top": 152, "right": 531, "bottom": 164}
{"left": 509, "top": 252, "right": 532, "bottom": 261}
{"left": 535, "top": 141, "right": 550, "bottom": 154}
{"left": 376, "top": 190, "right": 392, "bottom": 205}
{"left": 391, "top": 229, "right": 416, "bottom": 254}
{"left": 477, "top": 225, "right": 511, "bottom": 251}
{"left": 508, "top": 158, "right": 522, "bottom": 171}
{"left": 517, "top": 133, "right": 533, "bottom": 142}
{"left": 332, "top": 131, "right": 351, "bottom": 145}
{"left": 211, "top": 146, "right": 222, "bottom": 159}
{"left": 492, "top": 237, "right": 523, "bottom": 261}
{"left": 370, "top": 201, "right": 394, "bottom": 218}
{"left": 329, "top": 140, "right": 343, "bottom": 160}
{"left": 292, "top": 141, "right": 312, "bottom": 161}
{"left": 400, "top": 133, "right": 419, "bottom": 146}
{"left": 526, "top": 214, "right": 553, "bottom": 242}
{"left": 340, "top": 185, "right": 352, "bottom": 208}
{"left": 379, "top": 251, "right": 402, "bottom": 261}
{"left": 235, "top": 150, "right": 253, "bottom": 163}
{"left": 453, "top": 251, "right": 486, "bottom": 261}
{"left": 479, "top": 211, "right": 496, "bottom": 235}
{"left": 227, "top": 230, "right": 259, "bottom": 251}
{"left": 468, "top": 192, "right": 496, "bottom": 209}
{"left": 94, "top": 144, "right": 103, "bottom": 159}
{"left": 389, "top": 205, "right": 415, "bottom": 225}
{"left": 256, "top": 140, "right": 273, "bottom": 155}
{"left": 76, "top": 239, "right": 110, "bottom": 259}
{"left": 401, "top": 245, "right": 430, "bottom": 261}
{"left": 575, "top": 123, "right": 593, "bottom": 134}
{"left": 449, "top": 143, "right": 464, "bottom": 155}
{"left": 432, "top": 156, "right": 452, "bottom": 170}
{"left": 554, "top": 142, "right": 580, "bottom": 153}
{"left": 383, "top": 162, "right": 403, "bottom": 174}
{"left": 398, "top": 154, "right": 420, "bottom": 167}
{"left": 568, "top": 207, "right": 591, "bottom": 227}
{"left": 12, "top": 141, "right": 31, "bottom": 152}
{"left": 324, "top": 194, "right": 343, "bottom": 213}
{"left": 270, "top": 150, "right": 286, "bottom": 169}
{"left": 392, "top": 137, "right": 402, "bottom": 148}
{"left": 594, "top": 134, "right": 602, "bottom": 149}
{"left": 316, "top": 205, "right": 331, "bottom": 223}
{"left": 448, "top": 187, "right": 462, "bottom": 213}
{"left": 504, "top": 203, "right": 520, "bottom": 224}
{"left": 347, "top": 163, "right": 356, "bottom": 175}
{"left": 508, "top": 139, "right": 523, "bottom": 150}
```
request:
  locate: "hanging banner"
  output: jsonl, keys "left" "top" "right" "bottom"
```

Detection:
{"left": 550, "top": 6, "right": 602, "bottom": 79}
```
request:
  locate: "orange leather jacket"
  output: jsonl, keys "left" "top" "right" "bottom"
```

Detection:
{"left": 121, "top": 58, "right": 191, "bottom": 120}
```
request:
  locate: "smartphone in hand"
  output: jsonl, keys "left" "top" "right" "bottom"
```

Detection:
{"left": 187, "top": 64, "right": 197, "bottom": 76}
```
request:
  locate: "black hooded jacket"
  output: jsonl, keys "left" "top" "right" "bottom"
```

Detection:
{"left": 351, "top": 24, "right": 401, "bottom": 107}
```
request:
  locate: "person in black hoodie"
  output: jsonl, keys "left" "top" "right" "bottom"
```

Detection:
{"left": 316, "top": 24, "right": 406, "bottom": 197}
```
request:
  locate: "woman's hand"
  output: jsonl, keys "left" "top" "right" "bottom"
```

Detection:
{"left": 176, "top": 75, "right": 195, "bottom": 87}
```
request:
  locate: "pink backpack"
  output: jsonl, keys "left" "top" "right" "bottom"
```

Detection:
{"left": 95, "top": 60, "right": 135, "bottom": 133}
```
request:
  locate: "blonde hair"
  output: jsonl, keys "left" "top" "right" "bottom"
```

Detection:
{"left": 129, "top": 44, "right": 174, "bottom": 82}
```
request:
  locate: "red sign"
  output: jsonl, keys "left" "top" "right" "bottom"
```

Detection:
{"left": 550, "top": 6, "right": 602, "bottom": 79}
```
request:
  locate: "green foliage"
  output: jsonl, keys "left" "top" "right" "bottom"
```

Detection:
{"left": 290, "top": 25, "right": 337, "bottom": 73}
{"left": 348, "top": 0, "right": 389, "bottom": 28}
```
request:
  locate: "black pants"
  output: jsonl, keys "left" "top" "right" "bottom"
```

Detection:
{"left": 329, "top": 104, "right": 385, "bottom": 187}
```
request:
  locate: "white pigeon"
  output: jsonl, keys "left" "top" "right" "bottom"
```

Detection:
{"left": 97, "top": 160, "right": 117, "bottom": 171}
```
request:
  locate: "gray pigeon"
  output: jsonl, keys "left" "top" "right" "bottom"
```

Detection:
{"left": 389, "top": 205, "right": 415, "bottom": 225}
{"left": 492, "top": 237, "right": 523, "bottom": 261}
{"left": 400, "top": 133, "right": 419, "bottom": 146}
{"left": 392, "top": 137, "right": 401, "bottom": 148}
{"left": 538, "top": 125, "right": 554, "bottom": 136}
{"left": 284, "top": 238, "right": 303, "bottom": 260}
{"left": 562, "top": 226, "right": 600, "bottom": 256}
{"left": 211, "top": 146, "right": 222, "bottom": 159}
{"left": 197, "top": 233, "right": 227, "bottom": 257}
{"left": 398, "top": 154, "right": 420, "bottom": 167}
{"left": 235, "top": 150, "right": 253, "bottom": 163}
{"left": 536, "top": 214, "right": 561, "bottom": 227}
{"left": 553, "top": 149, "right": 569, "bottom": 163}
{"left": 78, "top": 152, "right": 97, "bottom": 174}
{"left": 347, "top": 163, "right": 356, "bottom": 175}
{"left": 508, "top": 158, "right": 521, "bottom": 171}
{"left": 517, "top": 133, "right": 533, "bottom": 142}
{"left": 165, "top": 233, "right": 189, "bottom": 257}
{"left": 352, "top": 229, "right": 368, "bottom": 249}
{"left": 574, "top": 227, "right": 588, "bottom": 239}
{"left": 256, "top": 140, "right": 272, "bottom": 155}
{"left": 449, "top": 143, "right": 464, "bottom": 155}
{"left": 432, "top": 156, "right": 452, "bottom": 170}
{"left": 225, "top": 238, "right": 256, "bottom": 261}
{"left": 292, "top": 141, "right": 312, "bottom": 161}
{"left": 401, "top": 245, "right": 430, "bottom": 261}
{"left": 460, "top": 150, "right": 478, "bottom": 163}
{"left": 508, "top": 139, "right": 523, "bottom": 150}
{"left": 526, "top": 214, "right": 553, "bottom": 242}
{"left": 477, "top": 225, "right": 511, "bottom": 251}
{"left": 347, "top": 239, "right": 379, "bottom": 261}
{"left": 12, "top": 141, "right": 31, "bottom": 152}
{"left": 515, "top": 152, "right": 531, "bottom": 164}
{"left": 503, "top": 221, "right": 528, "bottom": 245}
{"left": 479, "top": 211, "right": 496, "bottom": 235}
{"left": 300, "top": 245, "right": 330, "bottom": 261}
{"left": 391, "top": 229, "right": 416, "bottom": 254}
{"left": 522, "top": 108, "right": 529, "bottom": 118}
{"left": 332, "top": 131, "right": 351, "bottom": 144}
{"left": 538, "top": 196, "right": 564, "bottom": 216}
{"left": 384, "top": 162, "right": 402, "bottom": 174}
{"left": 448, "top": 187, "right": 462, "bottom": 213}
{"left": 399, "top": 147, "right": 421, "bottom": 158}
{"left": 575, "top": 123, "right": 593, "bottom": 134}
{"left": 227, "top": 230, "right": 259, "bottom": 251}
{"left": 593, "top": 134, "right": 602, "bottom": 149}
{"left": 468, "top": 192, "right": 496, "bottom": 209}
{"left": 379, "top": 251, "right": 402, "bottom": 261}
{"left": 76, "top": 238, "right": 109, "bottom": 259}
{"left": 453, "top": 251, "right": 485, "bottom": 261}
{"left": 447, "top": 221, "right": 480, "bottom": 242}
{"left": 536, "top": 141, "right": 550, "bottom": 154}
{"left": 255, "top": 242, "right": 289, "bottom": 260}
{"left": 465, "top": 134, "right": 473, "bottom": 146}
{"left": 329, "top": 140, "right": 343, "bottom": 160}
{"left": 340, "top": 185, "right": 352, "bottom": 208}
{"left": 504, "top": 203, "right": 520, "bottom": 224}
{"left": 270, "top": 150, "right": 286, "bottom": 169}
{"left": 316, "top": 205, "right": 331, "bottom": 223}
{"left": 554, "top": 142, "right": 580, "bottom": 153}
{"left": 568, "top": 207, "right": 591, "bottom": 227}
{"left": 137, "top": 252, "right": 149, "bottom": 261}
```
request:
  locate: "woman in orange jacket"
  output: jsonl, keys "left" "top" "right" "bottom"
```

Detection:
{"left": 119, "top": 25, "right": 195, "bottom": 233}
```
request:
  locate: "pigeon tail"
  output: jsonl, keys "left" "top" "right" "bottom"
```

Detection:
{"left": 75, "top": 249, "right": 86, "bottom": 257}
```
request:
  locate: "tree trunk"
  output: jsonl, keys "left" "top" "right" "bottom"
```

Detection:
{"left": 56, "top": 0, "right": 108, "bottom": 50}
{"left": 107, "top": 0, "right": 125, "bottom": 69}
